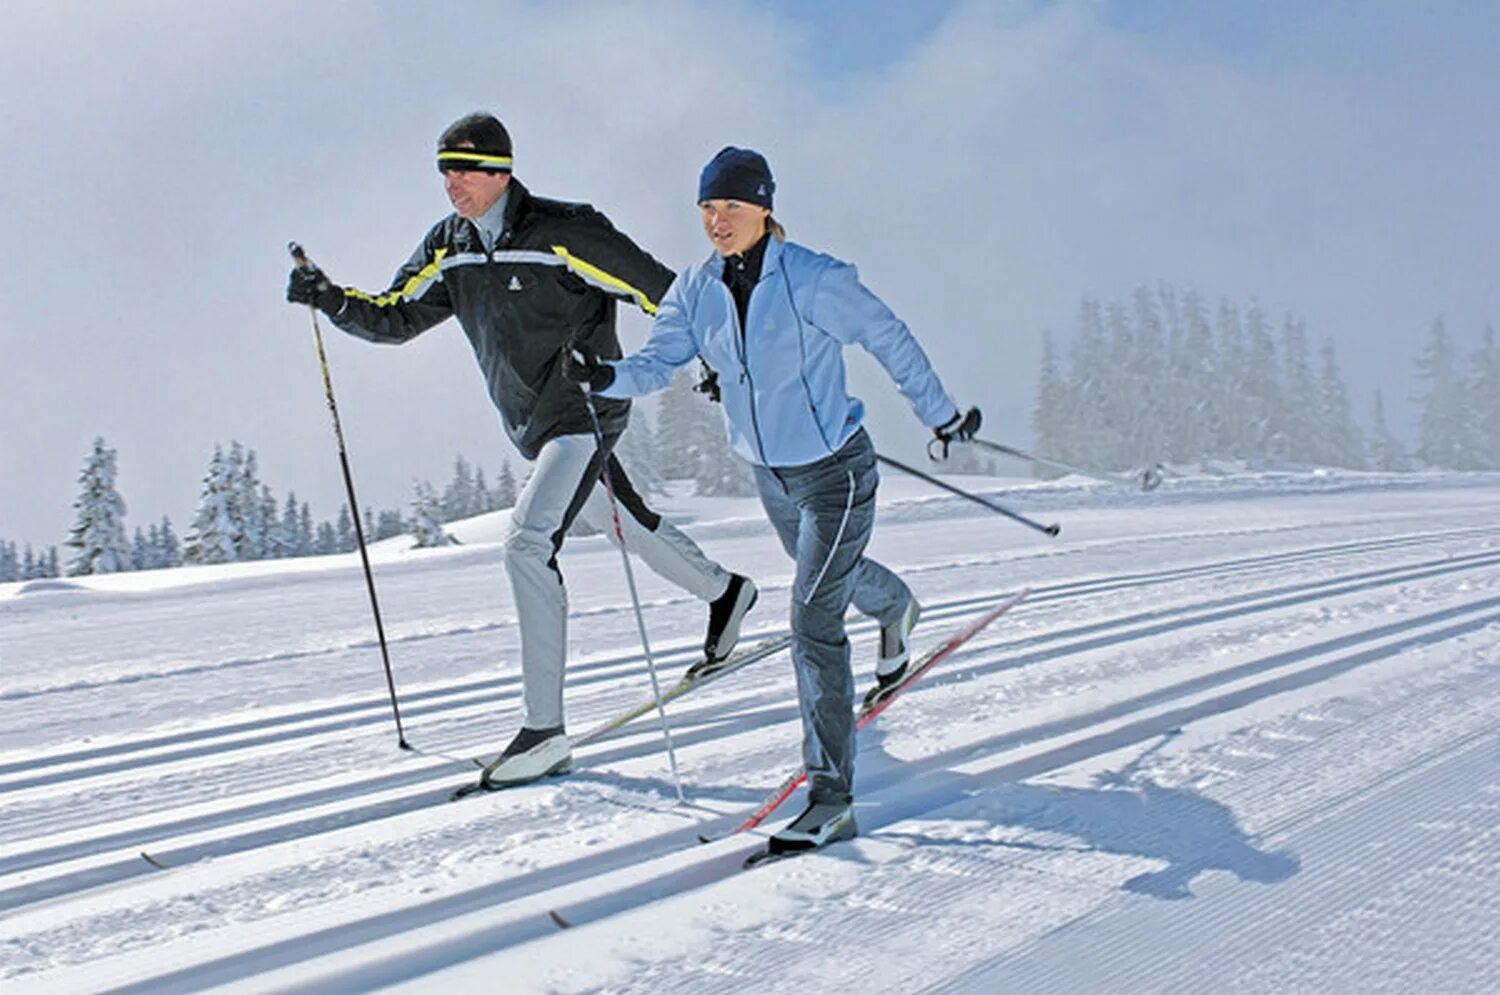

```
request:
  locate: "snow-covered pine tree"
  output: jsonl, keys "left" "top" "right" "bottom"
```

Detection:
{"left": 1317, "top": 339, "right": 1365, "bottom": 468}
{"left": 1066, "top": 297, "right": 1119, "bottom": 470}
{"left": 65, "top": 437, "right": 133, "bottom": 575}
{"left": 1274, "top": 315, "right": 1316, "bottom": 463}
{"left": 311, "top": 521, "right": 336, "bottom": 555}
{"left": 184, "top": 445, "right": 240, "bottom": 564}
{"left": 442, "top": 456, "right": 477, "bottom": 522}
{"left": 374, "top": 509, "right": 406, "bottom": 540}
{"left": 1466, "top": 325, "right": 1500, "bottom": 470}
{"left": 1368, "top": 389, "right": 1409, "bottom": 471}
{"left": 654, "top": 369, "right": 705, "bottom": 480}
{"left": 1031, "top": 330, "right": 1069, "bottom": 475}
{"left": 1415, "top": 318, "right": 1467, "bottom": 469}
{"left": 157, "top": 516, "right": 183, "bottom": 569}
{"left": 409, "top": 481, "right": 456, "bottom": 547}
{"left": 334, "top": 506, "right": 355, "bottom": 552}
{"left": 1174, "top": 289, "right": 1219, "bottom": 463}
{"left": 278, "top": 494, "right": 304, "bottom": 558}
{"left": 1128, "top": 286, "right": 1167, "bottom": 467}
{"left": 0, "top": 541, "right": 18, "bottom": 582}
{"left": 494, "top": 461, "right": 517, "bottom": 510}
{"left": 298, "top": 502, "right": 315, "bottom": 556}
{"left": 616, "top": 402, "right": 666, "bottom": 497}
{"left": 655, "top": 368, "right": 754, "bottom": 494}
{"left": 131, "top": 527, "right": 150, "bottom": 571}
{"left": 227, "top": 444, "right": 265, "bottom": 560}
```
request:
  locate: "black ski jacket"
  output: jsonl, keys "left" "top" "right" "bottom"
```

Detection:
{"left": 330, "top": 178, "right": 674, "bottom": 459}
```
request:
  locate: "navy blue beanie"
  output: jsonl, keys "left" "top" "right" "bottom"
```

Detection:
{"left": 698, "top": 146, "right": 774, "bottom": 209}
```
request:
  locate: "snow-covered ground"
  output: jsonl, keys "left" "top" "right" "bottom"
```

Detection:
{"left": 2, "top": 468, "right": 1498, "bottom": 994}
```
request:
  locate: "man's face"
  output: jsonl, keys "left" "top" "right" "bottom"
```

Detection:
{"left": 699, "top": 199, "right": 770, "bottom": 257}
{"left": 442, "top": 153, "right": 511, "bottom": 219}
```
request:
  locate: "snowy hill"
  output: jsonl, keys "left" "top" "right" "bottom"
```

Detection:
{"left": 2, "top": 469, "right": 1498, "bottom": 993}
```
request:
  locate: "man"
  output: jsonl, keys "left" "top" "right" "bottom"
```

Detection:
{"left": 286, "top": 112, "right": 757, "bottom": 786}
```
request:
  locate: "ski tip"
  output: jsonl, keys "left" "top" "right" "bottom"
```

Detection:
{"left": 547, "top": 909, "right": 572, "bottom": 930}
{"left": 140, "top": 851, "right": 169, "bottom": 870}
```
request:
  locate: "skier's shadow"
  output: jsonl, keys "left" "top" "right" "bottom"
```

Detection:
{"left": 861, "top": 730, "right": 1300, "bottom": 900}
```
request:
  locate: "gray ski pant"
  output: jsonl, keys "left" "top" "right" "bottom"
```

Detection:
{"left": 506, "top": 433, "right": 731, "bottom": 729}
{"left": 752, "top": 429, "right": 910, "bottom": 805}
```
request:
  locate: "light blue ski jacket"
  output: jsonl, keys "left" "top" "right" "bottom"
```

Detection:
{"left": 600, "top": 236, "right": 957, "bottom": 468}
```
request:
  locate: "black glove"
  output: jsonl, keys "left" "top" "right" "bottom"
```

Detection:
{"left": 930, "top": 406, "right": 982, "bottom": 458}
{"left": 286, "top": 264, "right": 346, "bottom": 315}
{"left": 562, "top": 347, "right": 615, "bottom": 392}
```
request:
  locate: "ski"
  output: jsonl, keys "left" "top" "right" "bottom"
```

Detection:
{"left": 707, "top": 589, "right": 1030, "bottom": 846}
{"left": 569, "top": 633, "right": 793, "bottom": 749}
{"left": 450, "top": 634, "right": 792, "bottom": 800}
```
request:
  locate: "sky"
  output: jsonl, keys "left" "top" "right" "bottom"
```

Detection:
{"left": 2, "top": 0, "right": 1497, "bottom": 547}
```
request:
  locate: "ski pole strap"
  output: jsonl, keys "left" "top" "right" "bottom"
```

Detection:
{"left": 875, "top": 452, "right": 1060, "bottom": 537}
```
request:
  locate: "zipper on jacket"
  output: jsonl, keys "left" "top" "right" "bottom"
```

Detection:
{"left": 729, "top": 282, "right": 770, "bottom": 466}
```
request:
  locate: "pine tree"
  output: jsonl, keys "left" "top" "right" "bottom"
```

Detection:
{"left": 410, "top": 481, "right": 456, "bottom": 547}
{"left": 1368, "top": 389, "right": 1409, "bottom": 471}
{"left": 375, "top": 509, "right": 406, "bottom": 540}
{"left": 1466, "top": 325, "right": 1500, "bottom": 470}
{"left": 184, "top": 445, "right": 239, "bottom": 564}
{"left": 1278, "top": 315, "right": 1320, "bottom": 463}
{"left": 473, "top": 466, "right": 493, "bottom": 516}
{"left": 335, "top": 505, "right": 355, "bottom": 553}
{"left": 156, "top": 516, "right": 183, "bottom": 569}
{"left": 616, "top": 404, "right": 666, "bottom": 497}
{"left": 131, "top": 527, "right": 150, "bottom": 571}
{"left": 1066, "top": 297, "right": 1120, "bottom": 469}
{"left": 1174, "top": 289, "right": 1218, "bottom": 463}
{"left": 1415, "top": 318, "right": 1466, "bottom": 468}
{"left": 1214, "top": 299, "right": 1249, "bottom": 458}
{"left": 494, "top": 461, "right": 518, "bottom": 510}
{"left": 299, "top": 502, "right": 315, "bottom": 556}
{"left": 442, "top": 456, "right": 477, "bottom": 522}
{"left": 0, "top": 541, "right": 18, "bottom": 582}
{"left": 1317, "top": 339, "right": 1365, "bottom": 468}
{"left": 1031, "top": 330, "right": 1069, "bottom": 473}
{"left": 66, "top": 437, "right": 133, "bottom": 575}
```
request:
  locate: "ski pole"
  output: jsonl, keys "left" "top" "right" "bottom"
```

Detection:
{"left": 967, "top": 437, "right": 1163, "bottom": 492}
{"left": 570, "top": 350, "right": 686, "bottom": 802}
{"left": 876, "top": 452, "right": 1061, "bottom": 537}
{"left": 288, "top": 242, "right": 410, "bottom": 751}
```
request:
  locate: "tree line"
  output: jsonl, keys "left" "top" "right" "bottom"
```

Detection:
{"left": 1029, "top": 285, "right": 1498, "bottom": 475}
{"left": 2, "top": 366, "right": 747, "bottom": 580}
{"left": 8, "top": 299, "right": 1493, "bottom": 581}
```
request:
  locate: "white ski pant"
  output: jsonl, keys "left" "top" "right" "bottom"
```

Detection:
{"left": 505, "top": 433, "right": 731, "bottom": 729}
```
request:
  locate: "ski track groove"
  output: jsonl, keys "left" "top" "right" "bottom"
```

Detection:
{"left": 2, "top": 534, "right": 1499, "bottom": 915}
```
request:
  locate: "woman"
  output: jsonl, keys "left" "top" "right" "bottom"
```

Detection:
{"left": 566, "top": 146, "right": 978, "bottom": 856}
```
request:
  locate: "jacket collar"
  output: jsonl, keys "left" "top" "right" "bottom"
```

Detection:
{"left": 705, "top": 230, "right": 784, "bottom": 280}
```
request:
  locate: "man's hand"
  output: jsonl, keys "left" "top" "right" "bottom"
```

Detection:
{"left": 562, "top": 347, "right": 615, "bottom": 392}
{"left": 286, "top": 263, "right": 346, "bottom": 315}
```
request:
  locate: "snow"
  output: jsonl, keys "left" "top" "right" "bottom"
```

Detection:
{"left": 2, "top": 468, "right": 1498, "bottom": 993}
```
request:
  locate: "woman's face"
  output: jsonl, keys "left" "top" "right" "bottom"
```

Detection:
{"left": 699, "top": 199, "right": 770, "bottom": 257}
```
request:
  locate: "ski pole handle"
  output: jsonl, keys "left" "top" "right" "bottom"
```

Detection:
{"left": 288, "top": 241, "right": 315, "bottom": 270}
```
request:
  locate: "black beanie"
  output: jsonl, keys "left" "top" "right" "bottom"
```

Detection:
{"left": 437, "top": 112, "right": 514, "bottom": 172}
{"left": 698, "top": 146, "right": 774, "bottom": 209}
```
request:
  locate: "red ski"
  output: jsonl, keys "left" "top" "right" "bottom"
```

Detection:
{"left": 706, "top": 588, "right": 1030, "bottom": 842}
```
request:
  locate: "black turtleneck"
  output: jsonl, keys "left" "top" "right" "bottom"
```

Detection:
{"left": 721, "top": 232, "right": 771, "bottom": 328}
